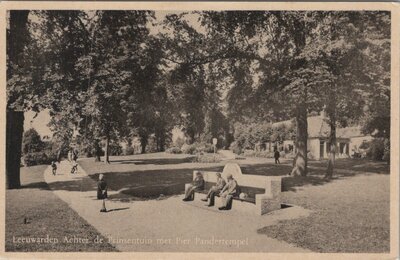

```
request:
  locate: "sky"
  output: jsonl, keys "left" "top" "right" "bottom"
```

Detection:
{"left": 24, "top": 110, "right": 52, "bottom": 137}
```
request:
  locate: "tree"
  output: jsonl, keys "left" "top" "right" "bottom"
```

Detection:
{"left": 6, "top": 10, "right": 30, "bottom": 189}
{"left": 76, "top": 11, "right": 155, "bottom": 162}
{"left": 309, "top": 12, "right": 391, "bottom": 178}
{"left": 22, "top": 128, "right": 44, "bottom": 154}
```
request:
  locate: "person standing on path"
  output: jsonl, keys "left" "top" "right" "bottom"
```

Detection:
{"left": 97, "top": 174, "right": 108, "bottom": 212}
{"left": 274, "top": 149, "right": 281, "bottom": 164}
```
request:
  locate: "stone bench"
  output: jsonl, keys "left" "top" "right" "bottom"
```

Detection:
{"left": 185, "top": 163, "right": 282, "bottom": 215}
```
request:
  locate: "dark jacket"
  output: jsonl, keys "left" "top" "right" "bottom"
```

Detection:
{"left": 192, "top": 175, "right": 205, "bottom": 190}
{"left": 274, "top": 150, "right": 280, "bottom": 159}
{"left": 97, "top": 180, "right": 108, "bottom": 199}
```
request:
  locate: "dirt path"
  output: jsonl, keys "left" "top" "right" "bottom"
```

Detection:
{"left": 44, "top": 160, "right": 312, "bottom": 252}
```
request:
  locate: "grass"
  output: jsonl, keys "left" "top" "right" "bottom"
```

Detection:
{"left": 79, "top": 153, "right": 390, "bottom": 253}
{"left": 6, "top": 165, "right": 118, "bottom": 252}
{"left": 258, "top": 172, "right": 390, "bottom": 253}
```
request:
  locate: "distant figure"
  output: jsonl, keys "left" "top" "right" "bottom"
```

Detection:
{"left": 97, "top": 174, "right": 108, "bottom": 213}
{"left": 274, "top": 150, "right": 280, "bottom": 164}
{"left": 57, "top": 149, "right": 62, "bottom": 163}
{"left": 72, "top": 149, "right": 78, "bottom": 162}
{"left": 67, "top": 149, "right": 73, "bottom": 163}
{"left": 219, "top": 173, "right": 239, "bottom": 210}
{"left": 51, "top": 161, "right": 57, "bottom": 176}
{"left": 201, "top": 172, "right": 226, "bottom": 207}
{"left": 183, "top": 171, "right": 205, "bottom": 201}
{"left": 71, "top": 160, "right": 78, "bottom": 174}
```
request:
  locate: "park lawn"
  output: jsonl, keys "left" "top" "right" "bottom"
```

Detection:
{"left": 6, "top": 165, "right": 118, "bottom": 252}
{"left": 78, "top": 153, "right": 292, "bottom": 200}
{"left": 258, "top": 172, "right": 390, "bottom": 253}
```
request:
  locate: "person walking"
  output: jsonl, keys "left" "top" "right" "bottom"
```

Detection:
{"left": 51, "top": 161, "right": 57, "bottom": 176}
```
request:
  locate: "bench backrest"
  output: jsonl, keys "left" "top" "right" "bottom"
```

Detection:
{"left": 193, "top": 163, "right": 281, "bottom": 198}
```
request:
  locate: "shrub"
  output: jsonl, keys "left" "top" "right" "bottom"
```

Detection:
{"left": 23, "top": 151, "right": 58, "bottom": 167}
{"left": 229, "top": 141, "right": 242, "bottom": 155}
{"left": 181, "top": 143, "right": 198, "bottom": 154}
{"left": 366, "top": 138, "right": 385, "bottom": 161}
{"left": 174, "top": 137, "right": 186, "bottom": 148}
{"left": 109, "top": 142, "right": 123, "bottom": 156}
{"left": 383, "top": 139, "right": 390, "bottom": 163}
{"left": 198, "top": 143, "right": 215, "bottom": 153}
{"left": 192, "top": 154, "right": 221, "bottom": 163}
{"left": 243, "top": 149, "right": 275, "bottom": 158}
{"left": 243, "top": 149, "right": 255, "bottom": 157}
{"left": 124, "top": 146, "right": 135, "bottom": 156}
{"left": 166, "top": 146, "right": 182, "bottom": 154}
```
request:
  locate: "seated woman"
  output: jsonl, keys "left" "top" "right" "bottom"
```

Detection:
{"left": 201, "top": 172, "right": 226, "bottom": 207}
{"left": 183, "top": 171, "right": 205, "bottom": 201}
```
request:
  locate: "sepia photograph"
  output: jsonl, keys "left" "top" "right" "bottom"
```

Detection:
{"left": 2, "top": 2, "right": 398, "bottom": 258}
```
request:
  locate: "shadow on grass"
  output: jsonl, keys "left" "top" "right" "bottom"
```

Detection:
{"left": 110, "top": 157, "right": 195, "bottom": 165}
{"left": 308, "top": 159, "right": 390, "bottom": 174}
{"left": 282, "top": 175, "right": 332, "bottom": 192}
{"left": 21, "top": 181, "right": 50, "bottom": 190}
{"left": 240, "top": 163, "right": 292, "bottom": 176}
{"left": 106, "top": 207, "right": 129, "bottom": 212}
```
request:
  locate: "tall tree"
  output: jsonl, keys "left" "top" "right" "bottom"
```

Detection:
{"left": 6, "top": 10, "right": 30, "bottom": 189}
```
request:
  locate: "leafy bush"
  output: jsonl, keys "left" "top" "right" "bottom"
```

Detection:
{"left": 109, "top": 142, "right": 123, "bottom": 156}
{"left": 22, "top": 128, "right": 44, "bottom": 155}
{"left": 181, "top": 143, "right": 198, "bottom": 154}
{"left": 229, "top": 141, "right": 242, "bottom": 155}
{"left": 383, "top": 139, "right": 390, "bottom": 163}
{"left": 197, "top": 143, "right": 215, "bottom": 153}
{"left": 366, "top": 138, "right": 385, "bottom": 161}
{"left": 166, "top": 146, "right": 182, "bottom": 154}
{"left": 192, "top": 154, "right": 221, "bottom": 163}
{"left": 243, "top": 149, "right": 255, "bottom": 157}
{"left": 174, "top": 137, "right": 186, "bottom": 148}
{"left": 243, "top": 149, "right": 275, "bottom": 158}
{"left": 23, "top": 152, "right": 58, "bottom": 166}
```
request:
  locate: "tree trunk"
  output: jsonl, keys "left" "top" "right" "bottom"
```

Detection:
{"left": 104, "top": 136, "right": 110, "bottom": 164}
{"left": 325, "top": 92, "right": 337, "bottom": 179}
{"left": 140, "top": 137, "right": 147, "bottom": 154}
{"left": 94, "top": 140, "right": 101, "bottom": 162}
{"left": 6, "top": 111, "right": 24, "bottom": 189}
{"left": 6, "top": 11, "right": 30, "bottom": 189}
{"left": 291, "top": 105, "right": 308, "bottom": 176}
{"left": 325, "top": 126, "right": 336, "bottom": 179}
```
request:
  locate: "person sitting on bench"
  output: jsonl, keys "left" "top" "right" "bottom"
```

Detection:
{"left": 183, "top": 171, "right": 205, "bottom": 201}
{"left": 201, "top": 172, "right": 226, "bottom": 207}
{"left": 219, "top": 173, "right": 239, "bottom": 210}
